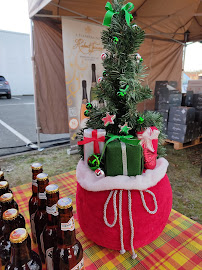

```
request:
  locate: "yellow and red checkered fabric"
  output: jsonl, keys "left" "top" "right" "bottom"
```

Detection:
{"left": 10, "top": 171, "right": 202, "bottom": 270}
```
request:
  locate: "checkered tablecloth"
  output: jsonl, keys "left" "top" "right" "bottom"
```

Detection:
{"left": 11, "top": 171, "right": 202, "bottom": 270}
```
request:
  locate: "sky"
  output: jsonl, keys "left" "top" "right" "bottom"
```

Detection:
{"left": 0, "top": 0, "right": 202, "bottom": 72}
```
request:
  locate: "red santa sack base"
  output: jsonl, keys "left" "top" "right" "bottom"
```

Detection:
{"left": 76, "top": 158, "right": 172, "bottom": 254}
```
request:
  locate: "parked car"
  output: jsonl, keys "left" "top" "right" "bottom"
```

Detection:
{"left": 0, "top": 76, "right": 11, "bottom": 99}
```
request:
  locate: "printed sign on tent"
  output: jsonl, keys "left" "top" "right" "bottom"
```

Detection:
{"left": 62, "top": 18, "right": 104, "bottom": 153}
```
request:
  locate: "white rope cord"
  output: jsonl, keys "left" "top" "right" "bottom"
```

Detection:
{"left": 103, "top": 190, "right": 118, "bottom": 227}
{"left": 103, "top": 189, "right": 158, "bottom": 260}
{"left": 128, "top": 190, "right": 137, "bottom": 259}
{"left": 139, "top": 190, "right": 158, "bottom": 214}
{"left": 119, "top": 190, "right": 126, "bottom": 254}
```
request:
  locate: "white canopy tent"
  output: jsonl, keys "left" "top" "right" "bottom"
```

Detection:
{"left": 27, "top": 0, "right": 202, "bottom": 148}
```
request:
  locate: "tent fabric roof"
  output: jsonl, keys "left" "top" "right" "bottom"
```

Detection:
{"left": 28, "top": 0, "right": 202, "bottom": 43}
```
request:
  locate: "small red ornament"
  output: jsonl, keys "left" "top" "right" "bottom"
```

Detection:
{"left": 98, "top": 77, "right": 103, "bottom": 83}
{"left": 101, "top": 53, "right": 107, "bottom": 60}
{"left": 95, "top": 168, "right": 105, "bottom": 177}
{"left": 102, "top": 113, "right": 116, "bottom": 126}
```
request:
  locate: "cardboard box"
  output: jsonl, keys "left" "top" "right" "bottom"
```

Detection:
{"left": 187, "top": 80, "right": 202, "bottom": 94}
{"left": 185, "top": 91, "right": 193, "bottom": 107}
{"left": 157, "top": 111, "right": 169, "bottom": 122}
{"left": 167, "top": 131, "right": 191, "bottom": 143}
{"left": 167, "top": 122, "right": 189, "bottom": 134}
{"left": 158, "top": 93, "right": 182, "bottom": 104}
{"left": 169, "top": 107, "right": 195, "bottom": 125}
{"left": 156, "top": 102, "right": 180, "bottom": 111}
{"left": 168, "top": 81, "right": 177, "bottom": 88}
{"left": 195, "top": 110, "right": 202, "bottom": 123}
{"left": 193, "top": 94, "right": 202, "bottom": 107}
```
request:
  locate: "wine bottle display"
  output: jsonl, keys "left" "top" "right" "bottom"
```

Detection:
{"left": 90, "top": 63, "right": 99, "bottom": 106}
{"left": 80, "top": 80, "right": 89, "bottom": 128}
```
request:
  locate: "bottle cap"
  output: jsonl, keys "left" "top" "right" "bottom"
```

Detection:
{"left": 36, "top": 173, "right": 48, "bottom": 181}
{"left": 3, "top": 208, "right": 18, "bottom": 220}
{"left": 45, "top": 184, "right": 59, "bottom": 194}
{"left": 0, "top": 193, "right": 13, "bottom": 203}
{"left": 0, "top": 181, "right": 9, "bottom": 189}
{"left": 10, "top": 228, "right": 28, "bottom": 244}
{"left": 31, "top": 162, "right": 43, "bottom": 170}
{"left": 0, "top": 171, "right": 4, "bottom": 177}
{"left": 57, "top": 197, "right": 72, "bottom": 209}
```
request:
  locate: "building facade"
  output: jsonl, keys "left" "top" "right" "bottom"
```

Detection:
{"left": 0, "top": 30, "right": 34, "bottom": 95}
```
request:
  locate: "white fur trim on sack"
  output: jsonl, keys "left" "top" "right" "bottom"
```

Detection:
{"left": 76, "top": 157, "right": 169, "bottom": 192}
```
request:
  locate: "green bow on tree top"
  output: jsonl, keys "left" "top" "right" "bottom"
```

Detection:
{"left": 103, "top": 2, "right": 134, "bottom": 27}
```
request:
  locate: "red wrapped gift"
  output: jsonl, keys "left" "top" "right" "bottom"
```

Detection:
{"left": 137, "top": 126, "right": 160, "bottom": 169}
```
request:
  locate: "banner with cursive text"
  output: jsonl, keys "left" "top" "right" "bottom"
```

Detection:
{"left": 62, "top": 18, "right": 104, "bottom": 153}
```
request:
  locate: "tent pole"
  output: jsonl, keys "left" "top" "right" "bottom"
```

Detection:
{"left": 30, "top": 20, "right": 43, "bottom": 151}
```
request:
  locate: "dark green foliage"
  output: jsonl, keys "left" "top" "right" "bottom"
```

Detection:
{"left": 78, "top": 0, "right": 166, "bottom": 158}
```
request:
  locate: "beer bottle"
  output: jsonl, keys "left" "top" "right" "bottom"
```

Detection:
{"left": 0, "top": 171, "right": 13, "bottom": 195}
{"left": 5, "top": 228, "right": 42, "bottom": 270}
{"left": 0, "top": 208, "right": 31, "bottom": 266}
{"left": 34, "top": 173, "right": 49, "bottom": 263}
{"left": 43, "top": 184, "right": 59, "bottom": 269}
{"left": 53, "top": 197, "right": 84, "bottom": 270}
{"left": 0, "top": 180, "right": 11, "bottom": 196}
{"left": 0, "top": 193, "right": 18, "bottom": 238}
{"left": 29, "top": 162, "right": 43, "bottom": 244}
{"left": 0, "top": 171, "right": 4, "bottom": 180}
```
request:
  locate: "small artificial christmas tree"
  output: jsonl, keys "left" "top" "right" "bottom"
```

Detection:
{"left": 78, "top": 0, "right": 166, "bottom": 167}
{"left": 76, "top": 1, "right": 172, "bottom": 259}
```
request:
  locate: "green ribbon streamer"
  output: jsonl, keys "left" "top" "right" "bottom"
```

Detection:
{"left": 100, "top": 134, "right": 140, "bottom": 161}
{"left": 103, "top": 2, "right": 134, "bottom": 27}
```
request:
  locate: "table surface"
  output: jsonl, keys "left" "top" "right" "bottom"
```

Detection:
{"left": 11, "top": 170, "right": 202, "bottom": 270}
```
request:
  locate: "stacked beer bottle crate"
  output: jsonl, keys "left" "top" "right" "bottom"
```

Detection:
{"left": 0, "top": 164, "right": 84, "bottom": 270}
{"left": 154, "top": 81, "right": 202, "bottom": 143}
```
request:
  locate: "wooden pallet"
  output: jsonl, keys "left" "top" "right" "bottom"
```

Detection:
{"left": 164, "top": 136, "right": 202, "bottom": 150}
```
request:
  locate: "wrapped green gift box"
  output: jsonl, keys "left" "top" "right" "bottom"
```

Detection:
{"left": 104, "top": 139, "right": 144, "bottom": 176}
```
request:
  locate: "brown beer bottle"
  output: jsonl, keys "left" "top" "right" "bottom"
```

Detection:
{"left": 0, "top": 193, "right": 18, "bottom": 238}
{"left": 29, "top": 162, "right": 43, "bottom": 244}
{"left": 53, "top": 197, "right": 84, "bottom": 270}
{"left": 5, "top": 228, "right": 42, "bottom": 270}
{"left": 0, "top": 171, "right": 13, "bottom": 195}
{"left": 0, "top": 208, "right": 31, "bottom": 266}
{"left": 0, "top": 180, "right": 11, "bottom": 196}
{"left": 43, "top": 184, "right": 59, "bottom": 269}
{"left": 34, "top": 173, "right": 49, "bottom": 263}
{"left": 0, "top": 171, "right": 4, "bottom": 180}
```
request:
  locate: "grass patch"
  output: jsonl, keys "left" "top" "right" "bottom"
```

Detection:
{"left": 0, "top": 144, "right": 201, "bottom": 223}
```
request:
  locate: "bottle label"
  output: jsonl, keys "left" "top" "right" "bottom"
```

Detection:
{"left": 32, "top": 179, "right": 38, "bottom": 187}
{"left": 61, "top": 217, "right": 75, "bottom": 231}
{"left": 31, "top": 213, "right": 36, "bottom": 241}
{"left": 46, "top": 204, "right": 58, "bottom": 216}
{"left": 46, "top": 247, "right": 54, "bottom": 270}
{"left": 39, "top": 192, "right": 47, "bottom": 200}
{"left": 40, "top": 231, "right": 45, "bottom": 255}
{"left": 71, "top": 258, "right": 84, "bottom": 270}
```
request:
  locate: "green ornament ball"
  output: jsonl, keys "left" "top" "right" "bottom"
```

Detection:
{"left": 137, "top": 117, "right": 144, "bottom": 124}
{"left": 87, "top": 154, "right": 100, "bottom": 171}
{"left": 113, "top": 36, "right": 119, "bottom": 44}
{"left": 140, "top": 58, "right": 143, "bottom": 62}
{"left": 103, "top": 70, "right": 107, "bottom": 77}
{"left": 86, "top": 103, "right": 93, "bottom": 110}
{"left": 84, "top": 110, "right": 89, "bottom": 117}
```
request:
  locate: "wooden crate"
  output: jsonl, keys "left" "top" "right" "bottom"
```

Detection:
{"left": 164, "top": 136, "right": 202, "bottom": 150}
